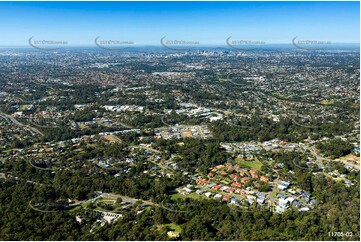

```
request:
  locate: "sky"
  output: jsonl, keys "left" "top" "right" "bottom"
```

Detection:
{"left": 0, "top": 1, "right": 359, "bottom": 46}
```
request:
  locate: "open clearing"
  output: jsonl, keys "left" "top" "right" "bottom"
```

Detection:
{"left": 102, "top": 135, "right": 122, "bottom": 143}
{"left": 171, "top": 192, "right": 204, "bottom": 200}
{"left": 335, "top": 154, "right": 360, "bottom": 170}
{"left": 235, "top": 156, "right": 263, "bottom": 170}
{"left": 158, "top": 223, "right": 182, "bottom": 233}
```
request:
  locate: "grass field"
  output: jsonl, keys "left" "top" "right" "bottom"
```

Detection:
{"left": 171, "top": 192, "right": 204, "bottom": 200}
{"left": 271, "top": 92, "right": 288, "bottom": 100}
{"left": 335, "top": 154, "right": 360, "bottom": 169}
{"left": 2, "top": 148, "right": 18, "bottom": 153}
{"left": 67, "top": 204, "right": 82, "bottom": 212}
{"left": 235, "top": 156, "right": 263, "bottom": 170}
{"left": 158, "top": 223, "right": 182, "bottom": 233}
{"left": 98, "top": 196, "right": 117, "bottom": 202}
{"left": 102, "top": 135, "right": 122, "bottom": 143}
{"left": 320, "top": 99, "right": 334, "bottom": 105}
{"left": 338, "top": 154, "right": 360, "bottom": 162}
{"left": 166, "top": 223, "right": 182, "bottom": 233}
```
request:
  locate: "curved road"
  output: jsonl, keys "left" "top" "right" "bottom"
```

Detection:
{"left": 0, "top": 111, "right": 44, "bottom": 137}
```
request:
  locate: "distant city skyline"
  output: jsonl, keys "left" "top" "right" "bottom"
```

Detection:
{"left": 0, "top": 1, "right": 359, "bottom": 46}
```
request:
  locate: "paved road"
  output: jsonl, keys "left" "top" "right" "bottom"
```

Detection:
{"left": 119, "top": 122, "right": 134, "bottom": 129}
{"left": 136, "top": 145, "right": 177, "bottom": 174}
{"left": 28, "top": 120, "right": 58, "bottom": 129}
{"left": 268, "top": 178, "right": 279, "bottom": 212}
{"left": 77, "top": 193, "right": 159, "bottom": 207}
{"left": 5, "top": 174, "right": 43, "bottom": 186}
{"left": 0, "top": 112, "right": 44, "bottom": 137}
{"left": 103, "top": 193, "right": 159, "bottom": 206}
{"left": 309, "top": 146, "right": 326, "bottom": 170}
{"left": 138, "top": 145, "right": 162, "bottom": 154}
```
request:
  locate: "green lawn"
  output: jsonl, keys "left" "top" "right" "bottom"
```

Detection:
{"left": 80, "top": 201, "right": 93, "bottom": 209}
{"left": 235, "top": 156, "right": 263, "bottom": 170}
{"left": 145, "top": 206, "right": 153, "bottom": 212}
{"left": 2, "top": 148, "right": 18, "bottom": 153}
{"left": 171, "top": 192, "right": 204, "bottom": 200}
{"left": 162, "top": 223, "right": 182, "bottom": 233}
{"left": 271, "top": 92, "right": 288, "bottom": 100}
{"left": 98, "top": 196, "right": 117, "bottom": 202}
{"left": 66, "top": 204, "right": 82, "bottom": 213}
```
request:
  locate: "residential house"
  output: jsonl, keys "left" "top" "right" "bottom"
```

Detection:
{"left": 309, "top": 199, "right": 317, "bottom": 206}
{"left": 279, "top": 198, "right": 289, "bottom": 208}
{"left": 250, "top": 169, "right": 259, "bottom": 178}
{"left": 275, "top": 205, "right": 286, "bottom": 213}
{"left": 220, "top": 186, "right": 230, "bottom": 191}
{"left": 260, "top": 176, "right": 269, "bottom": 183}
{"left": 239, "top": 170, "right": 245, "bottom": 177}
{"left": 235, "top": 189, "right": 243, "bottom": 194}
{"left": 195, "top": 189, "right": 203, "bottom": 195}
{"left": 216, "top": 165, "right": 225, "bottom": 170}
{"left": 292, "top": 200, "right": 301, "bottom": 207}
{"left": 299, "top": 207, "right": 310, "bottom": 212}
{"left": 214, "top": 194, "right": 222, "bottom": 199}
{"left": 301, "top": 192, "right": 311, "bottom": 201}
{"left": 223, "top": 195, "right": 230, "bottom": 201}
{"left": 231, "top": 182, "right": 242, "bottom": 188}
{"left": 229, "top": 174, "right": 239, "bottom": 181}
{"left": 180, "top": 187, "right": 192, "bottom": 195}
{"left": 278, "top": 181, "right": 290, "bottom": 190}
{"left": 204, "top": 192, "right": 212, "bottom": 198}
{"left": 213, "top": 184, "right": 222, "bottom": 190}
{"left": 241, "top": 177, "right": 250, "bottom": 184}
{"left": 226, "top": 188, "right": 235, "bottom": 193}
{"left": 230, "top": 197, "right": 238, "bottom": 205}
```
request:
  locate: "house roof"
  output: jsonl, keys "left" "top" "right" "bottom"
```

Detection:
{"left": 232, "top": 182, "right": 242, "bottom": 188}
{"left": 223, "top": 195, "right": 230, "bottom": 200}
{"left": 213, "top": 184, "right": 222, "bottom": 189}
{"left": 256, "top": 193, "right": 266, "bottom": 198}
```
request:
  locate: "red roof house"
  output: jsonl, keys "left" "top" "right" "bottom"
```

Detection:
{"left": 260, "top": 176, "right": 269, "bottom": 183}
{"left": 226, "top": 188, "right": 235, "bottom": 193}
{"left": 241, "top": 177, "right": 251, "bottom": 184}
{"left": 232, "top": 182, "right": 242, "bottom": 188}
{"left": 223, "top": 195, "right": 230, "bottom": 201}
{"left": 213, "top": 184, "right": 222, "bottom": 190}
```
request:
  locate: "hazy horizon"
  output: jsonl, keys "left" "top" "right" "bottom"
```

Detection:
{"left": 0, "top": 1, "right": 359, "bottom": 46}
